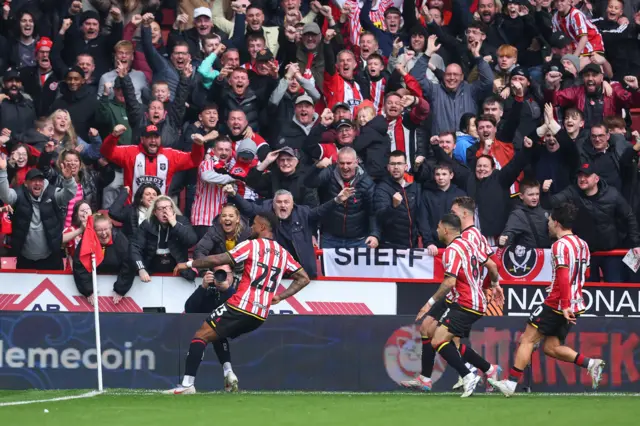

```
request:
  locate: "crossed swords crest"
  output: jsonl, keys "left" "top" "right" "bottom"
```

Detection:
{"left": 508, "top": 246, "right": 533, "bottom": 274}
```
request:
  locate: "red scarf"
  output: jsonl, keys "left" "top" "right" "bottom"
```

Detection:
{"left": 390, "top": 116, "right": 406, "bottom": 153}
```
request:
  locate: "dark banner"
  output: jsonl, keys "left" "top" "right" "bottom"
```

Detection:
{"left": 0, "top": 313, "right": 638, "bottom": 392}
{"left": 397, "top": 282, "right": 640, "bottom": 317}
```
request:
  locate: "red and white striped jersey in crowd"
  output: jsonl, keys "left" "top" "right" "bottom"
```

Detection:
{"left": 552, "top": 7, "right": 604, "bottom": 55}
{"left": 191, "top": 156, "right": 234, "bottom": 227}
{"left": 227, "top": 238, "right": 302, "bottom": 319}
{"left": 443, "top": 236, "right": 489, "bottom": 314}
{"left": 337, "top": 0, "right": 395, "bottom": 46}
{"left": 369, "top": 78, "right": 386, "bottom": 115}
{"left": 461, "top": 225, "right": 495, "bottom": 259}
{"left": 545, "top": 234, "right": 590, "bottom": 313}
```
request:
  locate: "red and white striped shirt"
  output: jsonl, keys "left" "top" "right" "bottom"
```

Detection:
{"left": 461, "top": 225, "right": 494, "bottom": 259}
{"left": 191, "top": 156, "right": 234, "bottom": 227}
{"left": 443, "top": 236, "right": 488, "bottom": 314}
{"left": 341, "top": 0, "right": 395, "bottom": 46}
{"left": 545, "top": 234, "right": 590, "bottom": 313}
{"left": 227, "top": 238, "right": 302, "bottom": 319}
{"left": 369, "top": 78, "right": 386, "bottom": 115}
{"left": 552, "top": 7, "right": 604, "bottom": 55}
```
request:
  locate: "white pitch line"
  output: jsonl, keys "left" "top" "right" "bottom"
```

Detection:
{"left": 0, "top": 391, "right": 100, "bottom": 407}
{"left": 104, "top": 389, "right": 640, "bottom": 397}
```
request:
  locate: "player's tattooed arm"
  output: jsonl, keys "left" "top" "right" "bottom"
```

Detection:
{"left": 173, "top": 254, "right": 232, "bottom": 275}
{"left": 416, "top": 276, "right": 456, "bottom": 319}
{"left": 271, "top": 269, "right": 311, "bottom": 304}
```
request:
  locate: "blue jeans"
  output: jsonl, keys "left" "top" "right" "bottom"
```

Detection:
{"left": 321, "top": 234, "right": 367, "bottom": 249}
{"left": 589, "top": 256, "right": 625, "bottom": 283}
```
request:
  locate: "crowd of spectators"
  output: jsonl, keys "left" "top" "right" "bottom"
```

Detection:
{"left": 1, "top": 0, "right": 640, "bottom": 304}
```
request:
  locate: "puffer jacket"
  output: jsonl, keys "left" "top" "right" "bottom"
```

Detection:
{"left": 0, "top": 91, "right": 37, "bottom": 136}
{"left": 304, "top": 164, "right": 380, "bottom": 240}
{"left": 193, "top": 218, "right": 252, "bottom": 259}
{"left": 211, "top": 79, "right": 263, "bottom": 132}
{"left": 353, "top": 116, "right": 391, "bottom": 181}
{"left": 544, "top": 180, "right": 640, "bottom": 252}
{"left": 130, "top": 215, "right": 199, "bottom": 281}
{"left": 374, "top": 175, "right": 428, "bottom": 249}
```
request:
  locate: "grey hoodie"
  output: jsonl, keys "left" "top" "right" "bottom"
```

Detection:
{"left": 0, "top": 170, "right": 77, "bottom": 259}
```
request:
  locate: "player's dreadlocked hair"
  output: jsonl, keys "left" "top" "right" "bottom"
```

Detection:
{"left": 551, "top": 202, "right": 578, "bottom": 230}
{"left": 257, "top": 211, "right": 280, "bottom": 233}
{"left": 440, "top": 213, "right": 462, "bottom": 232}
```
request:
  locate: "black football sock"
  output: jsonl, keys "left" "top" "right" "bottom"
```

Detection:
{"left": 436, "top": 341, "right": 471, "bottom": 377}
{"left": 182, "top": 338, "right": 207, "bottom": 386}
{"left": 421, "top": 337, "right": 436, "bottom": 378}
{"left": 213, "top": 338, "right": 231, "bottom": 365}
{"left": 459, "top": 344, "right": 491, "bottom": 373}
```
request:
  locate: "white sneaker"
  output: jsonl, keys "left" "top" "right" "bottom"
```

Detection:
{"left": 453, "top": 366, "right": 477, "bottom": 391}
{"left": 588, "top": 359, "right": 605, "bottom": 390}
{"left": 487, "top": 379, "right": 516, "bottom": 397}
{"left": 461, "top": 373, "right": 481, "bottom": 398}
{"left": 224, "top": 372, "right": 239, "bottom": 392}
{"left": 400, "top": 375, "right": 432, "bottom": 392}
{"left": 485, "top": 365, "right": 502, "bottom": 393}
{"left": 452, "top": 376, "right": 465, "bottom": 391}
{"left": 163, "top": 385, "right": 196, "bottom": 395}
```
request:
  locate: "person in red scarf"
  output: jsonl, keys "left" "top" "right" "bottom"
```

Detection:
{"left": 101, "top": 124, "right": 205, "bottom": 202}
{"left": 72, "top": 214, "right": 134, "bottom": 306}
{"left": 383, "top": 91, "right": 430, "bottom": 171}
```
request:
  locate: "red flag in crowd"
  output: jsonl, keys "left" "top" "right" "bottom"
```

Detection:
{"left": 79, "top": 215, "right": 104, "bottom": 272}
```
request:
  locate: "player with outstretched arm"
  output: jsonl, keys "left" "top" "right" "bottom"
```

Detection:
{"left": 165, "top": 211, "right": 311, "bottom": 394}
{"left": 489, "top": 203, "right": 605, "bottom": 397}
{"left": 412, "top": 213, "right": 503, "bottom": 397}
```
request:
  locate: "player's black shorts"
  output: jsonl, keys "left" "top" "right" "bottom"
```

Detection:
{"left": 528, "top": 304, "right": 581, "bottom": 343}
{"left": 427, "top": 298, "right": 449, "bottom": 320}
{"left": 439, "top": 303, "right": 483, "bottom": 338}
{"left": 205, "top": 303, "right": 264, "bottom": 339}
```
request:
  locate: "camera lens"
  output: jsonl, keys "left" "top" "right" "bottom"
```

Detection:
{"left": 213, "top": 269, "right": 228, "bottom": 283}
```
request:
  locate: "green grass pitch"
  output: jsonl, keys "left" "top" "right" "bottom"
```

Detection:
{"left": 0, "top": 390, "right": 637, "bottom": 426}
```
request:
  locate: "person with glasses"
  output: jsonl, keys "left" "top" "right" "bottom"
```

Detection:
{"left": 72, "top": 213, "right": 135, "bottom": 306}
{"left": 130, "top": 195, "right": 198, "bottom": 282}
{"left": 410, "top": 30, "right": 493, "bottom": 136}
{"left": 374, "top": 150, "right": 429, "bottom": 249}
{"left": 577, "top": 123, "right": 637, "bottom": 192}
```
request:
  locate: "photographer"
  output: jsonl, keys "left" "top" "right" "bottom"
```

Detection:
{"left": 184, "top": 265, "right": 238, "bottom": 392}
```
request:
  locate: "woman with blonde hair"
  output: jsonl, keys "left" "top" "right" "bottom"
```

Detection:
{"left": 47, "top": 110, "right": 102, "bottom": 161}
{"left": 193, "top": 204, "right": 251, "bottom": 258}
{"left": 130, "top": 195, "right": 198, "bottom": 282}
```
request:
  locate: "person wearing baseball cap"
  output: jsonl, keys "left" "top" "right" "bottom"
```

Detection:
{"left": 100, "top": 121, "right": 205, "bottom": 203}
{"left": 331, "top": 103, "right": 352, "bottom": 121}
{"left": 273, "top": 93, "right": 318, "bottom": 151}
{"left": 543, "top": 160, "right": 640, "bottom": 282}
{"left": 169, "top": 6, "right": 229, "bottom": 60}
{"left": 0, "top": 145, "right": 77, "bottom": 271}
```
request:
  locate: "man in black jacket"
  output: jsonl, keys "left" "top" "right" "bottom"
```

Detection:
{"left": 246, "top": 147, "right": 318, "bottom": 207}
{"left": 168, "top": 7, "right": 230, "bottom": 61}
{"left": 62, "top": 8, "right": 124, "bottom": 80}
{"left": 421, "top": 163, "right": 467, "bottom": 249}
{"left": 0, "top": 162, "right": 76, "bottom": 270}
{"left": 130, "top": 196, "right": 199, "bottom": 282}
{"left": 543, "top": 163, "right": 640, "bottom": 282}
{"left": 0, "top": 69, "right": 36, "bottom": 135}
{"left": 304, "top": 146, "right": 381, "bottom": 249}
{"left": 499, "top": 179, "right": 551, "bottom": 249}
{"left": 72, "top": 214, "right": 135, "bottom": 305}
{"left": 374, "top": 150, "right": 429, "bottom": 249}
{"left": 225, "top": 186, "right": 353, "bottom": 278}
{"left": 579, "top": 123, "right": 636, "bottom": 193}
{"left": 20, "top": 37, "right": 67, "bottom": 117}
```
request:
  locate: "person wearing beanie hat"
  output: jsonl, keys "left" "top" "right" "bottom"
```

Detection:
{"left": 61, "top": 6, "right": 124, "bottom": 81}
{"left": 19, "top": 35, "right": 68, "bottom": 117}
{"left": 561, "top": 54, "right": 580, "bottom": 77}
{"left": 226, "top": 139, "right": 259, "bottom": 200}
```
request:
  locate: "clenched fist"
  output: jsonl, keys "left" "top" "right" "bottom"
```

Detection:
{"left": 112, "top": 124, "right": 127, "bottom": 137}
{"left": 392, "top": 192, "right": 403, "bottom": 208}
